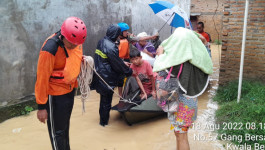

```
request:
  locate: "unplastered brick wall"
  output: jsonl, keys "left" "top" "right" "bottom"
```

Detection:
{"left": 191, "top": 0, "right": 226, "bottom": 42}
{"left": 220, "top": 0, "right": 265, "bottom": 85}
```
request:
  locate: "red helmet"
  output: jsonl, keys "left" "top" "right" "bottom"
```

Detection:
{"left": 61, "top": 17, "right": 87, "bottom": 45}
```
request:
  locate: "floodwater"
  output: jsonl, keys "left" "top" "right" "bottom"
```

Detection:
{"left": 0, "top": 45, "right": 223, "bottom": 150}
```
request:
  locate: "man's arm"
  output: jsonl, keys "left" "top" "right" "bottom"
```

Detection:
{"left": 156, "top": 46, "right": 164, "bottom": 56}
{"left": 35, "top": 51, "right": 55, "bottom": 123}
{"left": 128, "top": 32, "right": 158, "bottom": 41}
{"left": 139, "top": 35, "right": 157, "bottom": 41}
{"left": 35, "top": 51, "right": 55, "bottom": 109}
{"left": 107, "top": 48, "right": 132, "bottom": 77}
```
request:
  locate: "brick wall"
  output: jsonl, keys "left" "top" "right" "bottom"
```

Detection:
{"left": 220, "top": 0, "right": 265, "bottom": 84}
{"left": 191, "top": 0, "right": 226, "bottom": 42}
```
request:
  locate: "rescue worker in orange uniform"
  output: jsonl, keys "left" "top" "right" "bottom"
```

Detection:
{"left": 117, "top": 22, "right": 131, "bottom": 62}
{"left": 117, "top": 22, "right": 131, "bottom": 97}
{"left": 35, "top": 17, "right": 87, "bottom": 150}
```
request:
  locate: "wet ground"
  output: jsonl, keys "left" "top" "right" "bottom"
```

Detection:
{"left": 0, "top": 45, "right": 223, "bottom": 150}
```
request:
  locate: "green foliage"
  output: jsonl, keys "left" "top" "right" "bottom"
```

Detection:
{"left": 213, "top": 80, "right": 265, "bottom": 104}
{"left": 0, "top": 100, "right": 37, "bottom": 123}
{"left": 213, "top": 80, "right": 239, "bottom": 103}
{"left": 21, "top": 106, "right": 34, "bottom": 115}
{"left": 214, "top": 39, "right": 222, "bottom": 45}
{"left": 214, "top": 80, "right": 265, "bottom": 146}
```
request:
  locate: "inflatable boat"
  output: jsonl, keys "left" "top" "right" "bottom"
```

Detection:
{"left": 112, "top": 96, "right": 166, "bottom": 125}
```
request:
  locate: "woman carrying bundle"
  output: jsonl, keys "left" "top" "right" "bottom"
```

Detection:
{"left": 154, "top": 27, "right": 213, "bottom": 150}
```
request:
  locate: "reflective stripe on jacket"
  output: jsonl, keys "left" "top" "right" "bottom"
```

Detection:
{"left": 91, "top": 24, "right": 132, "bottom": 93}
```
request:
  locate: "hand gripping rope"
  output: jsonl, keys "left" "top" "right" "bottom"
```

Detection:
{"left": 78, "top": 56, "right": 138, "bottom": 114}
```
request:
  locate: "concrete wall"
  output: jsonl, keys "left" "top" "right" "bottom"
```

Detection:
{"left": 0, "top": 0, "right": 190, "bottom": 106}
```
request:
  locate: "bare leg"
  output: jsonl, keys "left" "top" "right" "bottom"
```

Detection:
{"left": 118, "top": 87, "right": 123, "bottom": 97}
{"left": 175, "top": 132, "right": 190, "bottom": 150}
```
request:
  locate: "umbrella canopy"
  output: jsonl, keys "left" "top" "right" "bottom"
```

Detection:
{"left": 149, "top": 1, "right": 192, "bottom": 30}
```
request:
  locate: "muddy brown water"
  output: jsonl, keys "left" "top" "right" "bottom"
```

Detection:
{"left": 0, "top": 45, "right": 223, "bottom": 150}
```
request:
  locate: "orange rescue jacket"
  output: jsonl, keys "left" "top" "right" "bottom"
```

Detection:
{"left": 35, "top": 32, "right": 82, "bottom": 107}
{"left": 118, "top": 39, "right": 130, "bottom": 59}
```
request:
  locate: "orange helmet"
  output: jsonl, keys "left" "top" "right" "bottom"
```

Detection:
{"left": 61, "top": 17, "right": 87, "bottom": 45}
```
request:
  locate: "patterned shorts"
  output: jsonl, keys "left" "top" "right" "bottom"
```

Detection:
{"left": 167, "top": 94, "right": 198, "bottom": 133}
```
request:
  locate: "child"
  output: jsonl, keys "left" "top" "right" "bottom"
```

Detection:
{"left": 111, "top": 46, "right": 156, "bottom": 112}
{"left": 129, "top": 47, "right": 156, "bottom": 99}
{"left": 197, "top": 22, "right": 212, "bottom": 57}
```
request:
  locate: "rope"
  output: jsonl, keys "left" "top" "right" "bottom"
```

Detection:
{"left": 91, "top": 63, "right": 139, "bottom": 106}
{"left": 78, "top": 55, "right": 139, "bottom": 114}
{"left": 78, "top": 56, "right": 94, "bottom": 114}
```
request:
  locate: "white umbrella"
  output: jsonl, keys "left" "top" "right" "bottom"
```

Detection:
{"left": 148, "top": 1, "right": 192, "bottom": 32}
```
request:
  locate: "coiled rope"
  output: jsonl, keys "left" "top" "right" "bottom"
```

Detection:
{"left": 78, "top": 55, "right": 139, "bottom": 114}
{"left": 78, "top": 56, "right": 94, "bottom": 114}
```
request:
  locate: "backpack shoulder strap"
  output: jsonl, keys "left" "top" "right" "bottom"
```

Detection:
{"left": 42, "top": 31, "right": 69, "bottom": 57}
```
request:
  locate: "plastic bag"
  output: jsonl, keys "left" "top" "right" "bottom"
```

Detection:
{"left": 156, "top": 70, "right": 179, "bottom": 112}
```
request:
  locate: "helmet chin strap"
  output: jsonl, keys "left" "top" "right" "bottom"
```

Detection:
{"left": 120, "top": 31, "right": 125, "bottom": 36}
{"left": 119, "top": 34, "right": 127, "bottom": 39}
